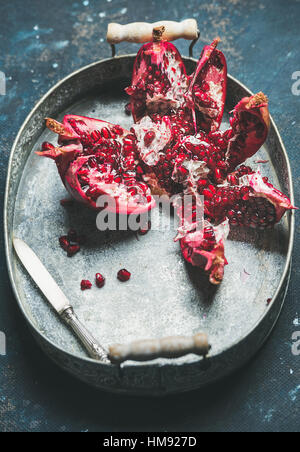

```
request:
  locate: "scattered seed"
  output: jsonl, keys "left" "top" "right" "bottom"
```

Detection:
{"left": 67, "top": 245, "right": 80, "bottom": 257}
{"left": 59, "top": 236, "right": 70, "bottom": 251}
{"left": 117, "top": 269, "right": 131, "bottom": 282}
{"left": 81, "top": 280, "right": 92, "bottom": 291}
{"left": 95, "top": 273, "right": 105, "bottom": 288}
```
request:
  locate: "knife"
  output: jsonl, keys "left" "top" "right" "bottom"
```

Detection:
{"left": 13, "top": 238, "right": 109, "bottom": 363}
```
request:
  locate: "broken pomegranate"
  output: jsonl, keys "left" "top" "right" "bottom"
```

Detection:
{"left": 37, "top": 115, "right": 155, "bottom": 215}
{"left": 37, "top": 31, "right": 296, "bottom": 286}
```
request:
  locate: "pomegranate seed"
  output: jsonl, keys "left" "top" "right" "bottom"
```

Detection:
{"left": 203, "top": 189, "right": 214, "bottom": 199}
{"left": 95, "top": 273, "right": 105, "bottom": 288}
{"left": 136, "top": 165, "right": 144, "bottom": 176}
{"left": 59, "top": 236, "right": 70, "bottom": 251}
{"left": 112, "top": 125, "right": 124, "bottom": 136}
{"left": 81, "top": 280, "right": 92, "bottom": 291}
{"left": 144, "top": 131, "right": 156, "bottom": 147}
{"left": 91, "top": 131, "right": 99, "bottom": 142}
{"left": 42, "top": 141, "right": 55, "bottom": 151}
{"left": 198, "top": 179, "right": 208, "bottom": 188}
{"left": 67, "top": 245, "right": 80, "bottom": 257}
{"left": 101, "top": 127, "right": 111, "bottom": 139}
{"left": 117, "top": 269, "right": 131, "bottom": 282}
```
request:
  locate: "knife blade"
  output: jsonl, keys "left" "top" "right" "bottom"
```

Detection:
{"left": 13, "top": 237, "right": 109, "bottom": 362}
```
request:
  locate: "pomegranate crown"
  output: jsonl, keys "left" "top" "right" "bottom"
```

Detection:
{"left": 247, "top": 92, "right": 269, "bottom": 108}
{"left": 212, "top": 37, "right": 221, "bottom": 49}
{"left": 152, "top": 26, "right": 165, "bottom": 42}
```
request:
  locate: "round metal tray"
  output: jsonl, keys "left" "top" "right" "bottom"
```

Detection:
{"left": 4, "top": 55, "right": 295, "bottom": 395}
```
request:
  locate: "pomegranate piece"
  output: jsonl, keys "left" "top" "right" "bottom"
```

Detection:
{"left": 127, "top": 32, "right": 227, "bottom": 135}
{"left": 37, "top": 115, "right": 155, "bottom": 215}
{"left": 126, "top": 26, "right": 188, "bottom": 122}
{"left": 201, "top": 169, "right": 296, "bottom": 228}
{"left": 186, "top": 38, "right": 227, "bottom": 133}
{"left": 95, "top": 273, "right": 105, "bottom": 288}
{"left": 177, "top": 217, "right": 230, "bottom": 285}
{"left": 81, "top": 280, "right": 92, "bottom": 291}
{"left": 223, "top": 92, "right": 270, "bottom": 171}
{"left": 174, "top": 187, "right": 229, "bottom": 285}
{"left": 117, "top": 269, "right": 131, "bottom": 282}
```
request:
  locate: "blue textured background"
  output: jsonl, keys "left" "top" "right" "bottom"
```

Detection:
{"left": 0, "top": 0, "right": 299, "bottom": 432}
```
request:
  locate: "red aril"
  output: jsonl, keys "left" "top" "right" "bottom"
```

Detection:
{"left": 81, "top": 280, "right": 92, "bottom": 291}
{"left": 117, "top": 269, "right": 131, "bottom": 282}
{"left": 95, "top": 273, "right": 105, "bottom": 288}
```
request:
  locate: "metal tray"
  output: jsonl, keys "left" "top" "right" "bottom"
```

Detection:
{"left": 4, "top": 55, "right": 295, "bottom": 395}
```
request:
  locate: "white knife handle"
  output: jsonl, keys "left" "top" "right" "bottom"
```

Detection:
{"left": 107, "top": 19, "right": 199, "bottom": 44}
{"left": 61, "top": 307, "right": 109, "bottom": 362}
{"left": 109, "top": 333, "right": 210, "bottom": 364}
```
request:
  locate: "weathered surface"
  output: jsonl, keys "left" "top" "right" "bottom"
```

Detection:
{"left": 0, "top": 0, "right": 299, "bottom": 433}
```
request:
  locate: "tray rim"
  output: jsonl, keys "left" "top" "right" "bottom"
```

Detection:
{"left": 4, "top": 54, "right": 296, "bottom": 370}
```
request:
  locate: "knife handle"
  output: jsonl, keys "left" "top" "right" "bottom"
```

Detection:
{"left": 61, "top": 307, "right": 109, "bottom": 362}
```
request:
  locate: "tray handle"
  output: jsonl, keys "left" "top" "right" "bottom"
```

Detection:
{"left": 108, "top": 332, "right": 210, "bottom": 364}
{"left": 107, "top": 19, "right": 200, "bottom": 57}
